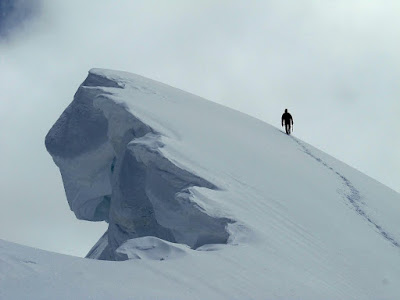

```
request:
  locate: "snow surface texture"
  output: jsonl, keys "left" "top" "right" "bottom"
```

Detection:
{"left": 3, "top": 68, "right": 399, "bottom": 299}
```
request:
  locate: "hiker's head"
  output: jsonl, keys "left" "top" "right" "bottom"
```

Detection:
{"left": 285, "top": 109, "right": 288, "bottom": 113}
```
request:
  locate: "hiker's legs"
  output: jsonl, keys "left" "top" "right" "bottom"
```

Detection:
{"left": 285, "top": 123, "right": 291, "bottom": 134}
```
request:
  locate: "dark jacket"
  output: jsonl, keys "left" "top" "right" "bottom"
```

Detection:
{"left": 281, "top": 112, "right": 293, "bottom": 126}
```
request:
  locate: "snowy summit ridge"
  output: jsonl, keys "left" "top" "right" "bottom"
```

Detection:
{"left": 30, "top": 68, "right": 400, "bottom": 298}
{"left": 45, "top": 69, "right": 234, "bottom": 260}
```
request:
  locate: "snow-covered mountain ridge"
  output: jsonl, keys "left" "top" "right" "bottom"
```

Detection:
{"left": 2, "top": 68, "right": 400, "bottom": 299}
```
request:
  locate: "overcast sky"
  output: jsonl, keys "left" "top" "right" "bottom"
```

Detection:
{"left": 0, "top": 0, "right": 399, "bottom": 257}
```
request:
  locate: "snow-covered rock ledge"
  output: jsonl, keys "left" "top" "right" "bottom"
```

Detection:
{"left": 45, "top": 69, "right": 233, "bottom": 260}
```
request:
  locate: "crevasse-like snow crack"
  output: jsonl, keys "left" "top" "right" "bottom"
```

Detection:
{"left": 292, "top": 137, "right": 400, "bottom": 248}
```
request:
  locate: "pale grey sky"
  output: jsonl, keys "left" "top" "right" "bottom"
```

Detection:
{"left": 0, "top": 0, "right": 399, "bottom": 257}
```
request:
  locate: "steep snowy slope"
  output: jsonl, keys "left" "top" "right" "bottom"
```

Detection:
{"left": 2, "top": 69, "right": 400, "bottom": 299}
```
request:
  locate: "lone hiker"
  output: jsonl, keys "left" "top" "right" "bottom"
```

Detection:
{"left": 281, "top": 109, "right": 293, "bottom": 135}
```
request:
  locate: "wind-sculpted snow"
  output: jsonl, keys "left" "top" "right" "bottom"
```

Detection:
{"left": 46, "top": 70, "right": 232, "bottom": 260}
{"left": 115, "top": 236, "right": 189, "bottom": 261}
{"left": 36, "top": 68, "right": 400, "bottom": 299}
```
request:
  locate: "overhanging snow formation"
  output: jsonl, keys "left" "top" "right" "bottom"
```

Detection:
{"left": 45, "top": 70, "right": 232, "bottom": 260}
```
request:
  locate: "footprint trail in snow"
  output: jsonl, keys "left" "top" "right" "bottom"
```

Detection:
{"left": 292, "top": 137, "right": 400, "bottom": 248}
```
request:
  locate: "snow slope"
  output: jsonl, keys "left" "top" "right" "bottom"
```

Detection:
{"left": 2, "top": 69, "right": 400, "bottom": 299}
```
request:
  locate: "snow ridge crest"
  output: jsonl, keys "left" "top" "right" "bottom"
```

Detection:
{"left": 45, "top": 69, "right": 232, "bottom": 260}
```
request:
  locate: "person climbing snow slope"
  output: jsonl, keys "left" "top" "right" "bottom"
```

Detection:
{"left": 281, "top": 109, "right": 294, "bottom": 135}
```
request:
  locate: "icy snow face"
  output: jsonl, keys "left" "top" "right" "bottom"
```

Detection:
{"left": 45, "top": 70, "right": 232, "bottom": 260}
